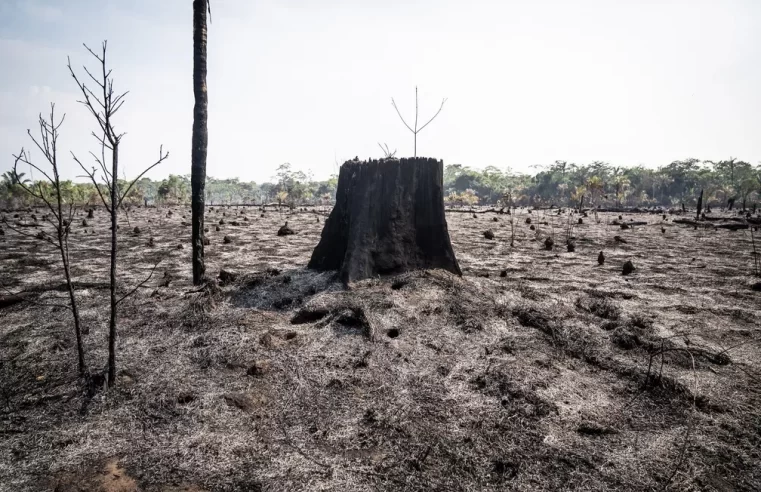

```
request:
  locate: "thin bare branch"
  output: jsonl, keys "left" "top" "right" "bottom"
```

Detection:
{"left": 391, "top": 98, "right": 415, "bottom": 134}
{"left": 82, "top": 65, "right": 105, "bottom": 89}
{"left": 82, "top": 42, "right": 104, "bottom": 63}
{"left": 89, "top": 148, "right": 113, "bottom": 183}
{"left": 0, "top": 286, "right": 73, "bottom": 312}
{"left": 116, "top": 256, "right": 165, "bottom": 305}
{"left": 118, "top": 146, "right": 169, "bottom": 207}
{"left": 111, "top": 91, "right": 129, "bottom": 108}
{"left": 416, "top": 98, "right": 448, "bottom": 133}
{"left": 3, "top": 221, "right": 58, "bottom": 247}
{"left": 17, "top": 144, "right": 54, "bottom": 183}
{"left": 68, "top": 58, "right": 109, "bottom": 137}
{"left": 82, "top": 84, "right": 107, "bottom": 110}
{"left": 72, "top": 153, "right": 111, "bottom": 212}
{"left": 13, "top": 154, "right": 59, "bottom": 220}
{"left": 414, "top": 86, "right": 418, "bottom": 132}
{"left": 111, "top": 99, "right": 127, "bottom": 117}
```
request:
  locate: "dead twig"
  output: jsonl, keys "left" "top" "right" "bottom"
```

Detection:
{"left": 116, "top": 255, "right": 166, "bottom": 305}
{"left": 391, "top": 86, "right": 447, "bottom": 157}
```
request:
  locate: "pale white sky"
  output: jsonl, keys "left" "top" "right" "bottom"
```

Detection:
{"left": 1, "top": 0, "right": 760, "bottom": 182}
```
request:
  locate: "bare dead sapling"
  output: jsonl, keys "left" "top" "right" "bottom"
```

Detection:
{"left": 8, "top": 106, "right": 88, "bottom": 377}
{"left": 69, "top": 41, "right": 169, "bottom": 387}
{"left": 391, "top": 87, "right": 447, "bottom": 157}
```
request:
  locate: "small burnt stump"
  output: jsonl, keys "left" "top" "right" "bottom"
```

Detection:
{"left": 278, "top": 222, "right": 296, "bottom": 236}
{"left": 219, "top": 269, "right": 239, "bottom": 285}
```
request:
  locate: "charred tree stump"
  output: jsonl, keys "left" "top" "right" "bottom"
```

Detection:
{"left": 308, "top": 157, "right": 461, "bottom": 283}
{"left": 696, "top": 189, "right": 703, "bottom": 220}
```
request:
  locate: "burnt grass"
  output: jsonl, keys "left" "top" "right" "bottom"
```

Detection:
{"left": 1, "top": 206, "right": 760, "bottom": 491}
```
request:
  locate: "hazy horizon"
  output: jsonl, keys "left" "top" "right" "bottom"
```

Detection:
{"left": 2, "top": 0, "right": 760, "bottom": 182}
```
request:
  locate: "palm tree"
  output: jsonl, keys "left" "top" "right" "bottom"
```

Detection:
{"left": 613, "top": 175, "right": 631, "bottom": 207}
{"left": 191, "top": 0, "right": 209, "bottom": 285}
{"left": 586, "top": 176, "right": 604, "bottom": 207}
{"left": 1, "top": 172, "right": 13, "bottom": 191}
{"left": 1, "top": 171, "right": 31, "bottom": 207}
{"left": 1, "top": 170, "right": 30, "bottom": 188}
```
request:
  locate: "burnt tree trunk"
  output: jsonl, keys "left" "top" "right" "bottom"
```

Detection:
{"left": 309, "top": 157, "right": 461, "bottom": 284}
{"left": 191, "top": 0, "right": 208, "bottom": 285}
{"left": 108, "top": 145, "right": 118, "bottom": 387}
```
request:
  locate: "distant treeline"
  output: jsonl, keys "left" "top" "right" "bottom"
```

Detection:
{"left": 445, "top": 158, "right": 761, "bottom": 210}
{"left": 2, "top": 158, "right": 760, "bottom": 210}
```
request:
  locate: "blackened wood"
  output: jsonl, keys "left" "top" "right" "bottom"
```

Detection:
{"left": 309, "top": 158, "right": 461, "bottom": 283}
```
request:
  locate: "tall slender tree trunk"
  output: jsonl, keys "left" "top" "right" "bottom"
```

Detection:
{"left": 108, "top": 145, "right": 119, "bottom": 386}
{"left": 57, "top": 204, "right": 87, "bottom": 376}
{"left": 64, "top": 262, "right": 86, "bottom": 373}
{"left": 413, "top": 86, "right": 418, "bottom": 158}
{"left": 191, "top": 0, "right": 208, "bottom": 285}
{"left": 49, "top": 158, "right": 88, "bottom": 376}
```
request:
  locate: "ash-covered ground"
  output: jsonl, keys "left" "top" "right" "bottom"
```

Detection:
{"left": 1, "top": 205, "right": 759, "bottom": 491}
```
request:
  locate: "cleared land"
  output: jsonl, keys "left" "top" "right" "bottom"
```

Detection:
{"left": 1, "top": 206, "right": 759, "bottom": 491}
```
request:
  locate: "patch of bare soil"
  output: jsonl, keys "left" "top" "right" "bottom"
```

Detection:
{"left": 1, "top": 206, "right": 760, "bottom": 491}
